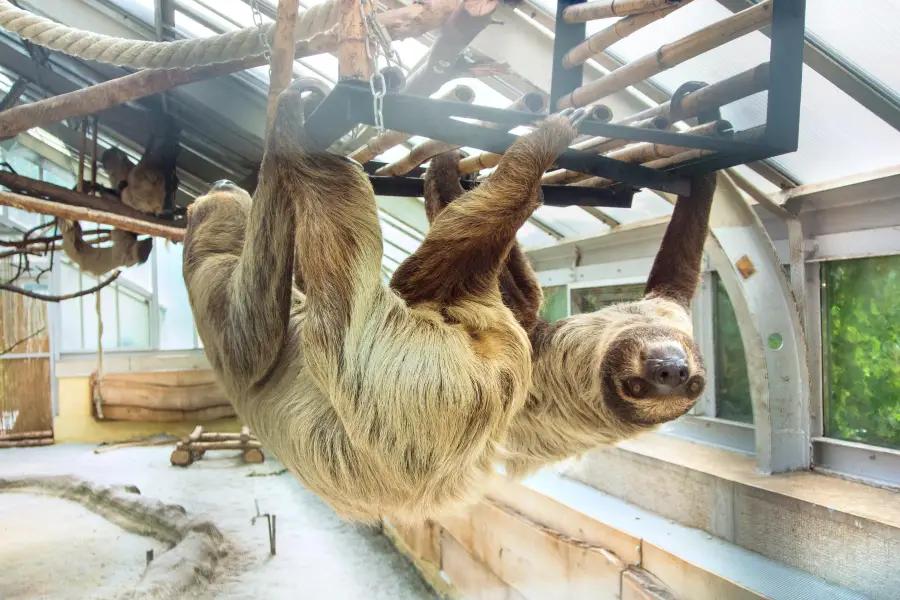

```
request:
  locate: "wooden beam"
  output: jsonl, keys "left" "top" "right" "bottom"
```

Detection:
{"left": 0, "top": 191, "right": 185, "bottom": 241}
{"left": 0, "top": 0, "right": 464, "bottom": 141}
{"left": 267, "top": 0, "right": 302, "bottom": 133}
{"left": 338, "top": 0, "right": 372, "bottom": 81}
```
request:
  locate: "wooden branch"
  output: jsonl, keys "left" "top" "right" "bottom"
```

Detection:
{"left": 0, "top": 430, "right": 53, "bottom": 441}
{"left": 542, "top": 119, "right": 732, "bottom": 185}
{"left": 0, "top": 0, "right": 465, "bottom": 141}
{"left": 0, "top": 191, "right": 184, "bottom": 241}
{"left": 183, "top": 440, "right": 263, "bottom": 450}
{"left": 403, "top": 0, "right": 500, "bottom": 93}
{"left": 348, "top": 84, "right": 475, "bottom": 164}
{"left": 0, "top": 171, "right": 184, "bottom": 227}
{"left": 557, "top": 1, "right": 772, "bottom": 109}
{"left": 563, "top": 0, "right": 682, "bottom": 22}
{"left": 339, "top": 0, "right": 372, "bottom": 81}
{"left": 376, "top": 91, "right": 549, "bottom": 177}
{"left": 267, "top": 0, "right": 301, "bottom": 133}
{"left": 621, "top": 63, "right": 770, "bottom": 126}
{"left": 0, "top": 270, "right": 120, "bottom": 302}
{"left": 0, "top": 326, "right": 46, "bottom": 356}
{"left": 563, "top": 0, "right": 694, "bottom": 68}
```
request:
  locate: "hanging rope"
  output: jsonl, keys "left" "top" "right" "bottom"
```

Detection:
{"left": 0, "top": 0, "right": 341, "bottom": 69}
{"left": 94, "top": 287, "right": 105, "bottom": 420}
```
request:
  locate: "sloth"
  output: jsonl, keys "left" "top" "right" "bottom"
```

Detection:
{"left": 101, "top": 118, "right": 181, "bottom": 216}
{"left": 411, "top": 150, "right": 714, "bottom": 478}
{"left": 59, "top": 220, "right": 153, "bottom": 276}
{"left": 182, "top": 79, "right": 590, "bottom": 523}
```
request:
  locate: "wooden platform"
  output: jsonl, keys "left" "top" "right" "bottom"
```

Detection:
{"left": 170, "top": 425, "right": 264, "bottom": 467}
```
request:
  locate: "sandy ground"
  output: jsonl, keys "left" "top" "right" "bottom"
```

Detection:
{"left": 0, "top": 444, "right": 438, "bottom": 600}
{"left": 0, "top": 494, "right": 167, "bottom": 600}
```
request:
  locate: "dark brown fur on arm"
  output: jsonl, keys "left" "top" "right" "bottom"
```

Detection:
{"left": 395, "top": 150, "right": 544, "bottom": 332}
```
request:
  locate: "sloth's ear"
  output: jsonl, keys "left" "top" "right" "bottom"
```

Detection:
{"left": 643, "top": 173, "right": 718, "bottom": 309}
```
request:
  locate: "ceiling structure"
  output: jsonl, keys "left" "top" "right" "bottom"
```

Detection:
{"left": 1, "top": 0, "right": 899, "bottom": 277}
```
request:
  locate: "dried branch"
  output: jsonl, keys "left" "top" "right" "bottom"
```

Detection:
{"left": 0, "top": 270, "right": 120, "bottom": 302}
{"left": 0, "top": 326, "right": 46, "bottom": 356}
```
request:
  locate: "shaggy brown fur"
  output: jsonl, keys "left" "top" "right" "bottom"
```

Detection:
{"left": 60, "top": 220, "right": 153, "bottom": 276}
{"left": 182, "top": 80, "right": 582, "bottom": 524}
{"left": 412, "top": 151, "right": 716, "bottom": 477}
{"left": 101, "top": 120, "right": 180, "bottom": 216}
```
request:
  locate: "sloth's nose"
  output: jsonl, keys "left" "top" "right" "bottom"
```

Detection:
{"left": 650, "top": 357, "right": 690, "bottom": 387}
{"left": 212, "top": 179, "right": 237, "bottom": 190}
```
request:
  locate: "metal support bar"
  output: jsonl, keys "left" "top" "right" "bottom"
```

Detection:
{"left": 550, "top": 0, "right": 586, "bottom": 111}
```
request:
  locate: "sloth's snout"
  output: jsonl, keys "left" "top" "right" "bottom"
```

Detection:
{"left": 644, "top": 343, "right": 690, "bottom": 393}
{"left": 212, "top": 179, "right": 237, "bottom": 191}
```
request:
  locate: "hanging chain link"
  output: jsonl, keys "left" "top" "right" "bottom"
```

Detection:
{"left": 249, "top": 0, "right": 273, "bottom": 79}
{"left": 358, "top": 0, "right": 401, "bottom": 133}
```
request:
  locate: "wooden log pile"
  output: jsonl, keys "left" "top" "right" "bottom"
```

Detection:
{"left": 0, "top": 430, "right": 54, "bottom": 448}
{"left": 170, "top": 425, "right": 264, "bottom": 467}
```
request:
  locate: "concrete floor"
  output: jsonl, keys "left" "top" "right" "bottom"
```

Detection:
{"left": 0, "top": 444, "right": 438, "bottom": 600}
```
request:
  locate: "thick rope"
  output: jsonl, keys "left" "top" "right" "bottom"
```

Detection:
{"left": 0, "top": 0, "right": 340, "bottom": 69}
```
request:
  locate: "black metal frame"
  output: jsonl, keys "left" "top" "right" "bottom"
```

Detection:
{"left": 304, "top": 0, "right": 805, "bottom": 205}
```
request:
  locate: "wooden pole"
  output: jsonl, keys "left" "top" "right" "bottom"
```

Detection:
{"left": 90, "top": 117, "right": 99, "bottom": 189}
{"left": 542, "top": 119, "right": 732, "bottom": 184}
{"left": 0, "top": 0, "right": 465, "bottom": 141}
{"left": 339, "top": 0, "right": 372, "bottom": 81}
{"left": 0, "top": 191, "right": 185, "bottom": 241}
{"left": 563, "top": 0, "right": 694, "bottom": 68}
{"left": 557, "top": 0, "right": 772, "bottom": 109}
{"left": 375, "top": 92, "right": 549, "bottom": 177}
{"left": 620, "top": 63, "right": 769, "bottom": 126}
{"left": 574, "top": 124, "right": 764, "bottom": 188}
{"left": 0, "top": 171, "right": 183, "bottom": 227}
{"left": 76, "top": 118, "right": 87, "bottom": 193}
{"left": 348, "top": 84, "right": 476, "bottom": 164}
{"left": 267, "top": 0, "right": 301, "bottom": 134}
{"left": 563, "top": 0, "right": 684, "bottom": 23}
{"left": 571, "top": 115, "right": 669, "bottom": 154}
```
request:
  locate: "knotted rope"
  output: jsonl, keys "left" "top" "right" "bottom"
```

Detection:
{"left": 0, "top": 0, "right": 340, "bottom": 69}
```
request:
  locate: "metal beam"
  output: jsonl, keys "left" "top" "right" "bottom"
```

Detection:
{"left": 718, "top": 0, "right": 900, "bottom": 133}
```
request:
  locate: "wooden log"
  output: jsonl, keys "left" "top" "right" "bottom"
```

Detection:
{"left": 187, "top": 440, "right": 263, "bottom": 450}
{"left": 621, "top": 63, "right": 770, "bottom": 126}
{"left": 189, "top": 425, "right": 203, "bottom": 442}
{"left": 243, "top": 448, "right": 265, "bottom": 463}
{"left": 404, "top": 0, "right": 500, "bottom": 93}
{"left": 0, "top": 171, "right": 183, "bottom": 228}
{"left": 542, "top": 119, "right": 731, "bottom": 184}
{"left": 170, "top": 448, "right": 193, "bottom": 466}
{"left": 0, "top": 0, "right": 467, "bottom": 142}
{"left": 563, "top": 0, "right": 682, "bottom": 23}
{"left": 0, "top": 430, "right": 53, "bottom": 441}
{"left": 0, "top": 437, "right": 54, "bottom": 448}
{"left": 267, "top": 0, "right": 302, "bottom": 134}
{"left": 240, "top": 426, "right": 250, "bottom": 443}
{"left": 198, "top": 433, "right": 257, "bottom": 442}
{"left": 348, "top": 84, "right": 475, "bottom": 164}
{"left": 339, "top": 0, "right": 372, "bottom": 81}
{"left": 0, "top": 191, "right": 185, "bottom": 241}
{"left": 375, "top": 91, "right": 550, "bottom": 177}
{"left": 563, "top": 0, "right": 694, "bottom": 68}
{"left": 557, "top": 1, "right": 772, "bottom": 109}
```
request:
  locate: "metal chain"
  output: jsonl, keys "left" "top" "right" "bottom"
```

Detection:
{"left": 249, "top": 0, "right": 273, "bottom": 79}
{"left": 358, "top": 0, "right": 401, "bottom": 133}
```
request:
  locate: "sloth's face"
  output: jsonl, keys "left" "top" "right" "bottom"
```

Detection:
{"left": 599, "top": 324, "right": 706, "bottom": 427}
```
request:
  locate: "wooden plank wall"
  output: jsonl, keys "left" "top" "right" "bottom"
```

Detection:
{"left": 0, "top": 260, "right": 52, "bottom": 436}
{"left": 383, "top": 476, "right": 768, "bottom": 600}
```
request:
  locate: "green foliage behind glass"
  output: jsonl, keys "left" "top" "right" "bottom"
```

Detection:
{"left": 540, "top": 285, "right": 568, "bottom": 322}
{"left": 713, "top": 274, "right": 753, "bottom": 423}
{"left": 823, "top": 256, "right": 900, "bottom": 449}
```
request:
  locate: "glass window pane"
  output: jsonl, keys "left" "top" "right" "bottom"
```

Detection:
{"left": 118, "top": 292, "right": 150, "bottom": 348}
{"left": 58, "top": 263, "right": 84, "bottom": 352}
{"left": 712, "top": 273, "right": 752, "bottom": 424}
{"left": 570, "top": 283, "right": 643, "bottom": 315}
{"left": 156, "top": 241, "right": 196, "bottom": 350}
{"left": 540, "top": 285, "right": 568, "bottom": 322}
{"left": 823, "top": 255, "right": 900, "bottom": 450}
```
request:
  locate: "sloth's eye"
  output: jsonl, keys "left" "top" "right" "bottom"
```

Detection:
{"left": 625, "top": 377, "right": 648, "bottom": 398}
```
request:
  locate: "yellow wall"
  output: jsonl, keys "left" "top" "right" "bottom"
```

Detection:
{"left": 55, "top": 377, "right": 242, "bottom": 443}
